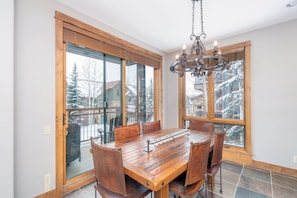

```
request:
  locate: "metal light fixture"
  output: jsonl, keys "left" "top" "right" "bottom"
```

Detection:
{"left": 286, "top": 0, "right": 297, "bottom": 7}
{"left": 170, "top": 0, "right": 230, "bottom": 77}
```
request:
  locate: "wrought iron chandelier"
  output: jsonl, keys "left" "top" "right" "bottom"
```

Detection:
{"left": 170, "top": 0, "right": 230, "bottom": 77}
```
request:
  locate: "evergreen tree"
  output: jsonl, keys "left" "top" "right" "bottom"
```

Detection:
{"left": 67, "top": 62, "right": 81, "bottom": 108}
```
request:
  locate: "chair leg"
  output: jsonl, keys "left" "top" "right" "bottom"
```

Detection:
{"left": 207, "top": 175, "right": 214, "bottom": 198}
{"left": 206, "top": 174, "right": 212, "bottom": 197}
{"left": 205, "top": 175, "right": 207, "bottom": 198}
{"left": 95, "top": 189, "right": 97, "bottom": 198}
{"left": 219, "top": 164, "right": 222, "bottom": 193}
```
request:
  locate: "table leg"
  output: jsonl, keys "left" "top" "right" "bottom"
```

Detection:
{"left": 154, "top": 184, "right": 169, "bottom": 198}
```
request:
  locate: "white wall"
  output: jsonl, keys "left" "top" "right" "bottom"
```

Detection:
{"left": 165, "top": 19, "right": 297, "bottom": 170}
{"left": 15, "top": 1, "right": 56, "bottom": 197}
{"left": 1, "top": 0, "right": 14, "bottom": 197}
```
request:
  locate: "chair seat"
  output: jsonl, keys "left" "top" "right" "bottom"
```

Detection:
{"left": 125, "top": 176, "right": 151, "bottom": 198}
{"left": 95, "top": 176, "right": 151, "bottom": 198}
{"left": 169, "top": 172, "right": 205, "bottom": 198}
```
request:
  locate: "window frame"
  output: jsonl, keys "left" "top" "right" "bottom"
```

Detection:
{"left": 178, "top": 41, "right": 251, "bottom": 163}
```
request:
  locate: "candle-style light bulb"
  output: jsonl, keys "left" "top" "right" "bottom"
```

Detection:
{"left": 175, "top": 54, "right": 179, "bottom": 60}
{"left": 182, "top": 44, "right": 186, "bottom": 53}
{"left": 213, "top": 40, "right": 218, "bottom": 51}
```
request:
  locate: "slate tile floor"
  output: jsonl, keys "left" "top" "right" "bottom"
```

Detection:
{"left": 64, "top": 161, "right": 297, "bottom": 198}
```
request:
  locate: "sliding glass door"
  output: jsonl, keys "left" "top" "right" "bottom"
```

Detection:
{"left": 126, "top": 61, "right": 155, "bottom": 124}
{"left": 103, "top": 55, "right": 122, "bottom": 143}
{"left": 65, "top": 44, "right": 122, "bottom": 180}
{"left": 55, "top": 12, "right": 162, "bottom": 196}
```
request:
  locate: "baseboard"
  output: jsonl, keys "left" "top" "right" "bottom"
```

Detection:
{"left": 223, "top": 151, "right": 297, "bottom": 179}
{"left": 246, "top": 160, "right": 297, "bottom": 178}
{"left": 35, "top": 189, "right": 56, "bottom": 198}
{"left": 223, "top": 147, "right": 297, "bottom": 178}
{"left": 35, "top": 174, "right": 95, "bottom": 198}
{"left": 223, "top": 147, "right": 252, "bottom": 164}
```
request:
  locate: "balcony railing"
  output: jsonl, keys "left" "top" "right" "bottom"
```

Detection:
{"left": 67, "top": 107, "right": 154, "bottom": 143}
{"left": 67, "top": 107, "right": 119, "bottom": 142}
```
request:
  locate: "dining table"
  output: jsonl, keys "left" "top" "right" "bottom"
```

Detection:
{"left": 103, "top": 128, "right": 214, "bottom": 198}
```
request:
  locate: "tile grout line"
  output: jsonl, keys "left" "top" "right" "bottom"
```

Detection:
{"left": 232, "top": 164, "right": 244, "bottom": 198}
{"left": 270, "top": 170, "right": 274, "bottom": 198}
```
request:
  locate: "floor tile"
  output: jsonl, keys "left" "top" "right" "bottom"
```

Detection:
{"left": 238, "top": 175, "right": 272, "bottom": 197}
{"left": 212, "top": 180, "right": 237, "bottom": 198}
{"left": 271, "top": 172, "right": 297, "bottom": 191}
{"left": 220, "top": 168, "right": 241, "bottom": 185}
{"left": 242, "top": 166, "right": 271, "bottom": 182}
{"left": 222, "top": 161, "right": 243, "bottom": 174}
{"left": 64, "top": 182, "right": 95, "bottom": 198}
{"left": 235, "top": 187, "right": 271, "bottom": 198}
{"left": 272, "top": 184, "right": 297, "bottom": 198}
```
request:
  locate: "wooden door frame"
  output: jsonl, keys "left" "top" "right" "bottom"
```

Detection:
{"left": 55, "top": 11, "right": 163, "bottom": 196}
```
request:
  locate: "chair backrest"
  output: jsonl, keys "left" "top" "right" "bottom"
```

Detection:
{"left": 142, "top": 120, "right": 161, "bottom": 134}
{"left": 90, "top": 138, "right": 127, "bottom": 195}
{"left": 189, "top": 120, "right": 214, "bottom": 133}
{"left": 114, "top": 123, "right": 140, "bottom": 141}
{"left": 209, "top": 132, "right": 226, "bottom": 168}
{"left": 185, "top": 138, "right": 211, "bottom": 186}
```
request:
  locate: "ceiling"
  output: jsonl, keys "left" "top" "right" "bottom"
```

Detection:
{"left": 57, "top": 0, "right": 297, "bottom": 53}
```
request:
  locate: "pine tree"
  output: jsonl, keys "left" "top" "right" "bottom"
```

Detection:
{"left": 67, "top": 62, "right": 81, "bottom": 108}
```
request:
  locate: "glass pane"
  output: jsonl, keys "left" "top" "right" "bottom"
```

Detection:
{"left": 66, "top": 44, "right": 103, "bottom": 179}
{"left": 214, "top": 60, "right": 244, "bottom": 119}
{"left": 126, "top": 61, "right": 155, "bottom": 124}
{"left": 105, "top": 55, "right": 122, "bottom": 142}
{"left": 214, "top": 123, "right": 244, "bottom": 147}
{"left": 185, "top": 72, "right": 208, "bottom": 117}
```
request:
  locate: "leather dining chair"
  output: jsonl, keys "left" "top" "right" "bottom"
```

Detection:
{"left": 206, "top": 132, "right": 226, "bottom": 196}
{"left": 169, "top": 138, "right": 211, "bottom": 198}
{"left": 114, "top": 123, "right": 140, "bottom": 141}
{"left": 142, "top": 120, "right": 161, "bottom": 134}
{"left": 90, "top": 137, "right": 151, "bottom": 198}
{"left": 189, "top": 120, "right": 214, "bottom": 133}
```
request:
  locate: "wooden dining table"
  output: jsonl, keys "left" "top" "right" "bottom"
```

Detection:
{"left": 103, "top": 128, "right": 214, "bottom": 198}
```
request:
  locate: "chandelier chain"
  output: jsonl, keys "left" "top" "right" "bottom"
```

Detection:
{"left": 200, "top": 0, "right": 205, "bottom": 36}
{"left": 191, "top": 0, "right": 196, "bottom": 39}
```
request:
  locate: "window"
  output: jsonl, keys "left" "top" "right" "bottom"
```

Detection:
{"left": 181, "top": 41, "right": 251, "bottom": 161}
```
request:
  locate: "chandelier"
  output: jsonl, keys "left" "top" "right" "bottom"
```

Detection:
{"left": 170, "top": 0, "right": 230, "bottom": 77}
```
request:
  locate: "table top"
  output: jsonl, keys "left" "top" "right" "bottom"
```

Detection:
{"left": 103, "top": 128, "right": 213, "bottom": 192}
